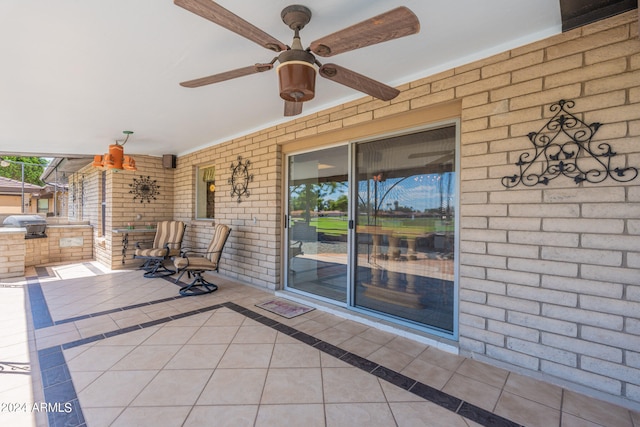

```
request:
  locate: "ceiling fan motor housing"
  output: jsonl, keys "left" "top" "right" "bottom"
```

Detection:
{"left": 277, "top": 49, "right": 316, "bottom": 102}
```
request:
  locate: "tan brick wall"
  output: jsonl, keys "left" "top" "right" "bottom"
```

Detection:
{"left": 0, "top": 229, "right": 25, "bottom": 278}
{"left": 76, "top": 11, "right": 640, "bottom": 406}
{"left": 72, "top": 155, "right": 176, "bottom": 269}
{"left": 24, "top": 225, "right": 93, "bottom": 267}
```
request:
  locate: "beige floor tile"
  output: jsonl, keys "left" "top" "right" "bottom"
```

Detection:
{"left": 495, "top": 391, "right": 561, "bottom": 427}
{"left": 111, "top": 344, "right": 181, "bottom": 370}
{"left": 401, "top": 357, "right": 454, "bottom": 390}
{"left": 80, "top": 407, "right": 124, "bottom": 427}
{"left": 270, "top": 343, "right": 321, "bottom": 368}
{"left": 339, "top": 335, "right": 382, "bottom": 358}
{"left": 69, "top": 370, "right": 103, "bottom": 393}
{"left": 321, "top": 352, "right": 353, "bottom": 368}
{"left": 417, "top": 346, "right": 465, "bottom": 371}
{"left": 503, "top": 372, "right": 563, "bottom": 410}
{"left": 142, "top": 325, "right": 199, "bottom": 345}
{"left": 333, "top": 319, "right": 370, "bottom": 335}
{"left": 455, "top": 358, "right": 509, "bottom": 389}
{"left": 322, "top": 367, "right": 387, "bottom": 403}
{"left": 78, "top": 370, "right": 157, "bottom": 407}
{"left": 164, "top": 343, "right": 227, "bottom": 369}
{"left": 379, "top": 379, "right": 425, "bottom": 403}
{"left": 560, "top": 412, "right": 603, "bottom": 427}
{"left": 35, "top": 322, "right": 77, "bottom": 339}
{"left": 197, "top": 368, "right": 268, "bottom": 405}
{"left": 112, "top": 312, "right": 153, "bottom": 329}
{"left": 562, "top": 390, "right": 634, "bottom": 427}
{"left": 368, "top": 345, "right": 414, "bottom": 372}
{"left": 390, "top": 401, "right": 471, "bottom": 427}
{"left": 384, "top": 336, "right": 429, "bottom": 358}
{"left": 261, "top": 368, "right": 323, "bottom": 404}
{"left": 232, "top": 324, "right": 278, "bottom": 344}
{"left": 131, "top": 369, "right": 213, "bottom": 406}
{"left": 256, "top": 403, "right": 325, "bottom": 427}
{"left": 185, "top": 405, "right": 258, "bottom": 427}
{"left": 295, "top": 318, "right": 331, "bottom": 335}
{"left": 325, "top": 402, "right": 396, "bottom": 427}
{"left": 187, "top": 326, "right": 239, "bottom": 344}
{"left": 204, "top": 311, "right": 246, "bottom": 326}
{"left": 94, "top": 326, "right": 160, "bottom": 346}
{"left": 275, "top": 331, "right": 299, "bottom": 344}
{"left": 66, "top": 345, "right": 135, "bottom": 371}
{"left": 36, "top": 329, "right": 82, "bottom": 348}
{"left": 217, "top": 343, "right": 274, "bottom": 368}
{"left": 442, "top": 373, "right": 501, "bottom": 412}
{"left": 314, "top": 326, "right": 355, "bottom": 346}
{"left": 111, "top": 406, "right": 192, "bottom": 427}
{"left": 357, "top": 328, "right": 397, "bottom": 346}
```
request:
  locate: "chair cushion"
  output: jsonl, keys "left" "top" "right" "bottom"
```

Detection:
{"left": 174, "top": 256, "right": 218, "bottom": 271}
{"left": 135, "top": 248, "right": 168, "bottom": 257}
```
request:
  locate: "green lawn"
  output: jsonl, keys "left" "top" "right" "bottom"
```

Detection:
{"left": 298, "top": 215, "right": 454, "bottom": 236}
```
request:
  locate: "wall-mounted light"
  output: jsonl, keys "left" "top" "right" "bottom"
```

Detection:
{"left": 92, "top": 131, "right": 137, "bottom": 171}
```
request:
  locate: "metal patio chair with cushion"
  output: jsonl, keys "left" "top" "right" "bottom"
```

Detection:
{"left": 173, "top": 223, "right": 231, "bottom": 296}
{"left": 133, "top": 220, "right": 186, "bottom": 278}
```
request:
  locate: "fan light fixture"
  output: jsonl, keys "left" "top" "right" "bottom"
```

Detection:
{"left": 92, "top": 131, "right": 137, "bottom": 171}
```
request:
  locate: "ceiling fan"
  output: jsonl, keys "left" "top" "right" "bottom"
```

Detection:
{"left": 174, "top": 0, "right": 420, "bottom": 116}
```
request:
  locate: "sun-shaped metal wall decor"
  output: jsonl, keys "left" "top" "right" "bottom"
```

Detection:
{"left": 129, "top": 175, "right": 160, "bottom": 203}
{"left": 228, "top": 155, "right": 253, "bottom": 203}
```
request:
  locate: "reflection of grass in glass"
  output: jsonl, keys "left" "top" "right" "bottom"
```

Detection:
{"left": 295, "top": 215, "right": 454, "bottom": 236}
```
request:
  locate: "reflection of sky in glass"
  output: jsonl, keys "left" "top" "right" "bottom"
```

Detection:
{"left": 358, "top": 172, "right": 455, "bottom": 212}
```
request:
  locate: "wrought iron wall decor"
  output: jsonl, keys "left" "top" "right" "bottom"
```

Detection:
{"left": 502, "top": 99, "right": 638, "bottom": 188}
{"left": 228, "top": 155, "right": 253, "bottom": 203}
{"left": 129, "top": 175, "right": 160, "bottom": 203}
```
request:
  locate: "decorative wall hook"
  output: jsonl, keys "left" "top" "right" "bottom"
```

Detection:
{"left": 129, "top": 175, "right": 160, "bottom": 203}
{"left": 228, "top": 155, "right": 253, "bottom": 203}
{"left": 502, "top": 99, "right": 638, "bottom": 188}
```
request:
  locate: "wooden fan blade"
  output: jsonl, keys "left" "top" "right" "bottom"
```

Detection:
{"left": 284, "top": 101, "right": 303, "bottom": 116}
{"left": 174, "top": 0, "right": 287, "bottom": 52}
{"left": 309, "top": 7, "right": 419, "bottom": 57}
{"left": 180, "top": 63, "right": 273, "bottom": 88}
{"left": 319, "top": 63, "right": 399, "bottom": 101}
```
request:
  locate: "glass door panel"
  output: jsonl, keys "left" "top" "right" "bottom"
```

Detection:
{"left": 286, "top": 145, "right": 349, "bottom": 303}
{"left": 354, "top": 126, "right": 457, "bottom": 333}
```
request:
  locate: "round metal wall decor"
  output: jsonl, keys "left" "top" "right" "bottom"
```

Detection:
{"left": 228, "top": 155, "right": 253, "bottom": 203}
{"left": 129, "top": 175, "right": 160, "bottom": 203}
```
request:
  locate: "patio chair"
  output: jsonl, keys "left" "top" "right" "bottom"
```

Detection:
{"left": 133, "top": 220, "right": 186, "bottom": 278}
{"left": 173, "top": 223, "right": 231, "bottom": 296}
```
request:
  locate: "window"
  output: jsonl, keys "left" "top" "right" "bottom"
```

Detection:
{"left": 196, "top": 165, "right": 215, "bottom": 219}
{"left": 37, "top": 198, "right": 49, "bottom": 213}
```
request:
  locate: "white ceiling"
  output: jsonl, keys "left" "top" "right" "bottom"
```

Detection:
{"left": 0, "top": 0, "right": 562, "bottom": 159}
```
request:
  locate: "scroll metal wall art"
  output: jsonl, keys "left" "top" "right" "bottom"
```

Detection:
{"left": 228, "top": 155, "right": 253, "bottom": 203}
{"left": 129, "top": 175, "right": 160, "bottom": 203}
{"left": 502, "top": 99, "right": 638, "bottom": 188}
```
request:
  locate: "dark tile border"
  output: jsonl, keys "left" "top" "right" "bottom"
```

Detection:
{"left": 30, "top": 276, "right": 523, "bottom": 427}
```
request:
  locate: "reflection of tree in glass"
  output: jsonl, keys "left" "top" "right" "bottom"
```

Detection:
{"left": 289, "top": 181, "right": 348, "bottom": 223}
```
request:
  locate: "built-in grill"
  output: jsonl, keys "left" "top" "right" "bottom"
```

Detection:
{"left": 3, "top": 215, "right": 47, "bottom": 239}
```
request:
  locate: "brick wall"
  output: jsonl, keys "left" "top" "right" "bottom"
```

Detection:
{"left": 24, "top": 225, "right": 93, "bottom": 267}
{"left": 0, "top": 229, "right": 25, "bottom": 278}
{"left": 74, "top": 155, "right": 176, "bottom": 269}
{"left": 77, "top": 10, "right": 639, "bottom": 406}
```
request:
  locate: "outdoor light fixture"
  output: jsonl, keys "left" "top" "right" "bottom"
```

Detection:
{"left": 276, "top": 27, "right": 316, "bottom": 103}
{"left": 92, "top": 131, "right": 137, "bottom": 171}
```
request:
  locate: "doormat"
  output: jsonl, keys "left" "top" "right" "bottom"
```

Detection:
{"left": 255, "top": 299, "right": 315, "bottom": 319}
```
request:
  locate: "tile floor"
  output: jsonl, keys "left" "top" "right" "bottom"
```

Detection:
{"left": 0, "top": 261, "right": 639, "bottom": 427}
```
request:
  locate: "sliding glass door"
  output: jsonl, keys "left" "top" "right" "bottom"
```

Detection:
{"left": 286, "top": 145, "right": 349, "bottom": 303}
{"left": 353, "top": 126, "right": 457, "bottom": 334}
{"left": 285, "top": 123, "right": 458, "bottom": 336}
